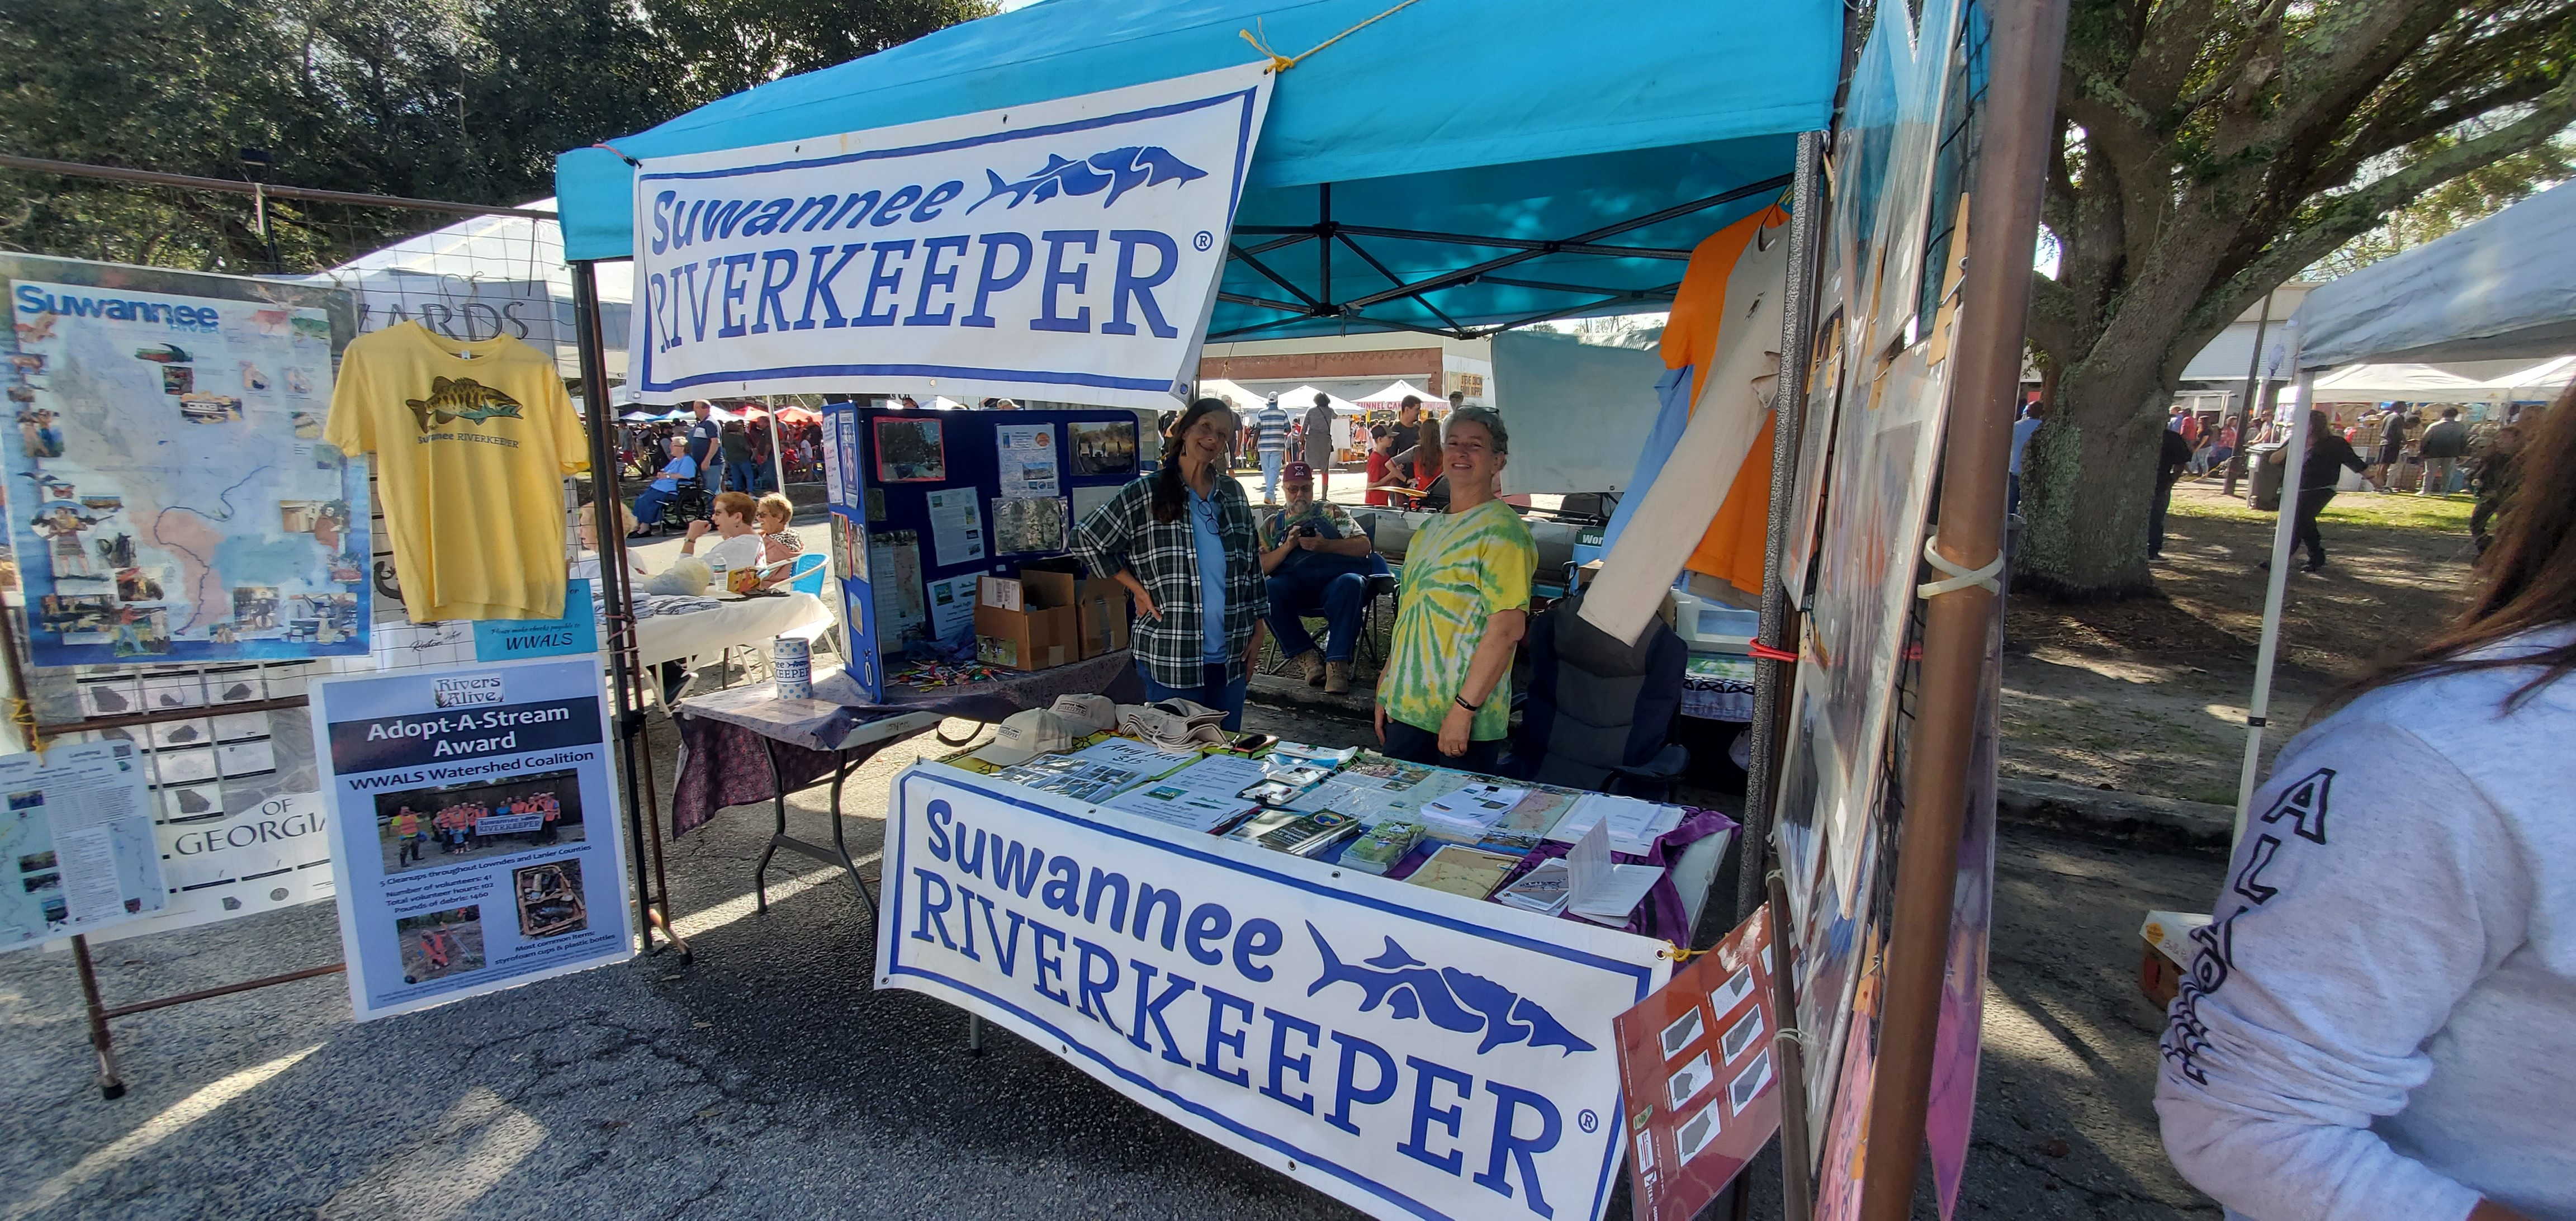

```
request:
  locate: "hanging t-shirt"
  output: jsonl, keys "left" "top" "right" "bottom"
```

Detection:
{"left": 325, "top": 323, "right": 589, "bottom": 622}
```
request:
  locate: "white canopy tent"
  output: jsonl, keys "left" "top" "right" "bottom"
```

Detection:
{"left": 2296, "top": 179, "right": 2576, "bottom": 367}
{"left": 1194, "top": 378, "right": 1267, "bottom": 416}
{"left": 1355, "top": 380, "right": 1435, "bottom": 409}
{"left": 2233, "top": 182, "right": 2576, "bottom": 841}
{"left": 1275, "top": 385, "right": 1366, "bottom": 450}
{"left": 2310, "top": 362, "right": 2499, "bottom": 402}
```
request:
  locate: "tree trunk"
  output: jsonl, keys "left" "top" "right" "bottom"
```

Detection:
{"left": 2013, "top": 355, "right": 2168, "bottom": 599}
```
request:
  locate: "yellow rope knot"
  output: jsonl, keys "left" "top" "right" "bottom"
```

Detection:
{"left": 1240, "top": 0, "right": 1421, "bottom": 73}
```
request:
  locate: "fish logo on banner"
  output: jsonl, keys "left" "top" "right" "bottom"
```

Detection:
{"left": 1308, "top": 927, "right": 1599, "bottom": 1056}
{"left": 628, "top": 64, "right": 1272, "bottom": 413}
{"left": 969, "top": 147, "right": 1209, "bottom": 212}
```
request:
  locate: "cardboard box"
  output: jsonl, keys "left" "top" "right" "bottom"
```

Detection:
{"left": 978, "top": 576, "right": 1024, "bottom": 612}
{"left": 974, "top": 571, "right": 1077, "bottom": 671}
{"left": 1071, "top": 577, "right": 1131, "bottom": 658}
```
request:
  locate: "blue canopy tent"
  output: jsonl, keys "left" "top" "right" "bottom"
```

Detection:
{"left": 553, "top": 0, "right": 1843, "bottom": 339}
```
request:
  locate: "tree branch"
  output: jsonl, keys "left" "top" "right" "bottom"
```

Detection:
{"left": 2026, "top": 271, "right": 2081, "bottom": 366}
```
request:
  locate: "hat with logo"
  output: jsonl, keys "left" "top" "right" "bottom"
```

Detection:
{"left": 1282, "top": 461, "right": 1313, "bottom": 482}
{"left": 969, "top": 708, "right": 1082, "bottom": 768}
{"left": 1049, "top": 694, "right": 1117, "bottom": 734}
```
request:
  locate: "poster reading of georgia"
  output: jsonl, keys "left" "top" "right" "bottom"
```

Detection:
{"left": 311, "top": 657, "right": 631, "bottom": 1021}
{"left": 6, "top": 279, "right": 370, "bottom": 665}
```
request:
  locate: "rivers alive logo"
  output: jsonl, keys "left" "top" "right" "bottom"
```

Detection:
{"left": 968, "top": 146, "right": 1208, "bottom": 214}
{"left": 1306, "top": 925, "right": 1598, "bottom": 1057}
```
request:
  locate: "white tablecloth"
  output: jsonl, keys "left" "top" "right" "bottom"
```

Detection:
{"left": 631, "top": 592, "right": 834, "bottom": 669}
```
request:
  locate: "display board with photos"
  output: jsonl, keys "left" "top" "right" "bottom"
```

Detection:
{"left": 821, "top": 403, "right": 1150, "bottom": 700}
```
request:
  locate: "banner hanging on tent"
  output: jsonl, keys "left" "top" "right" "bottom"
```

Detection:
{"left": 628, "top": 64, "right": 1272, "bottom": 410}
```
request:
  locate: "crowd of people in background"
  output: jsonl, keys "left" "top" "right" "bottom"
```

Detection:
{"left": 2006, "top": 393, "right": 2544, "bottom": 571}
{"left": 616, "top": 399, "right": 826, "bottom": 493}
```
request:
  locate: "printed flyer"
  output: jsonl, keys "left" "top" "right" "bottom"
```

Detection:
{"left": 311, "top": 656, "right": 631, "bottom": 1020}
{"left": 0, "top": 740, "right": 164, "bottom": 950}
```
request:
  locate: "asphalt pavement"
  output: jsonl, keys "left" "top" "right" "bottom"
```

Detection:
{"left": 0, "top": 695, "right": 2225, "bottom": 1220}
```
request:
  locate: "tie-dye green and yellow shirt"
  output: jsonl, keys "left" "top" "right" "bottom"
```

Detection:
{"left": 1380, "top": 499, "right": 1536, "bottom": 739}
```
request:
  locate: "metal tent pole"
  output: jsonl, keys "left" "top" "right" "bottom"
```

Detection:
{"left": 571, "top": 259, "right": 686, "bottom": 957}
{"left": 1737, "top": 129, "right": 1826, "bottom": 927}
{"left": 2223, "top": 294, "right": 2271, "bottom": 497}
{"left": 1855, "top": 0, "right": 2067, "bottom": 1211}
{"left": 2234, "top": 365, "right": 2315, "bottom": 844}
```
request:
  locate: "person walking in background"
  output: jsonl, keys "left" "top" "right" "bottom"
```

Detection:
{"left": 2157, "top": 383, "right": 2576, "bottom": 1221}
{"left": 1301, "top": 391, "right": 1337, "bottom": 498}
{"left": 2008, "top": 400, "right": 2044, "bottom": 517}
{"left": 1259, "top": 462, "right": 1376, "bottom": 695}
{"left": 2377, "top": 405, "right": 2413, "bottom": 490}
{"left": 721, "top": 422, "right": 756, "bottom": 493}
{"left": 2419, "top": 406, "right": 2470, "bottom": 496}
{"left": 1375, "top": 408, "right": 1531, "bottom": 770}
{"left": 2150, "top": 422, "right": 2194, "bottom": 560}
{"left": 1073, "top": 398, "right": 1269, "bottom": 729}
{"left": 684, "top": 400, "right": 721, "bottom": 491}
{"left": 1253, "top": 395, "right": 1291, "bottom": 504}
{"left": 2267, "top": 409, "right": 2369, "bottom": 573}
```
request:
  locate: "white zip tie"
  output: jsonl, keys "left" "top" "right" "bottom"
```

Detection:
{"left": 1916, "top": 534, "right": 2003, "bottom": 599}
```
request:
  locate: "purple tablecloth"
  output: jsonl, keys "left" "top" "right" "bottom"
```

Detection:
{"left": 1381, "top": 808, "right": 1738, "bottom": 944}
{"left": 667, "top": 651, "right": 1145, "bottom": 837}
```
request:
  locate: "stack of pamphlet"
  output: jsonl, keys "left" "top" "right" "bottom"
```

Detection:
{"left": 1493, "top": 859, "right": 1572, "bottom": 915}
{"left": 1417, "top": 783, "right": 1530, "bottom": 844}
{"left": 1338, "top": 821, "right": 1422, "bottom": 875}
{"left": 1477, "top": 785, "right": 1583, "bottom": 854}
{"left": 1546, "top": 793, "right": 1684, "bottom": 856}
{"left": 1268, "top": 740, "right": 1360, "bottom": 768}
{"left": 1225, "top": 808, "right": 1363, "bottom": 857}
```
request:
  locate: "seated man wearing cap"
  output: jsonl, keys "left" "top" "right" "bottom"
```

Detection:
{"left": 1258, "top": 461, "right": 1377, "bottom": 694}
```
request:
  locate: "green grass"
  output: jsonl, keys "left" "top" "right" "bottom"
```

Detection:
{"left": 2170, "top": 486, "right": 2472, "bottom": 532}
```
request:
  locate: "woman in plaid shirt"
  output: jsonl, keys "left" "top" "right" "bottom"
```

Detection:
{"left": 1073, "top": 398, "right": 1270, "bottom": 728}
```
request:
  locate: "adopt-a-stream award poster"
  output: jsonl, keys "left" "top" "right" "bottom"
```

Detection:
{"left": 312, "top": 656, "right": 631, "bottom": 1020}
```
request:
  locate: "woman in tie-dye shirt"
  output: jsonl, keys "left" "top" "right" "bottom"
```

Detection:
{"left": 1374, "top": 407, "right": 1535, "bottom": 772}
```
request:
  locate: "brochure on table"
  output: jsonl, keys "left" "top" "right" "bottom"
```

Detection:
{"left": 882, "top": 759, "right": 1671, "bottom": 1221}
{"left": 310, "top": 656, "right": 633, "bottom": 1021}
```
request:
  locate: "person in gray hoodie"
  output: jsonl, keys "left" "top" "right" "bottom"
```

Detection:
{"left": 2157, "top": 382, "right": 2576, "bottom": 1221}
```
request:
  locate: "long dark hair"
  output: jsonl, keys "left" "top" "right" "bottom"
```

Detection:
{"left": 2334, "top": 381, "right": 2576, "bottom": 714}
{"left": 1154, "top": 397, "right": 1236, "bottom": 523}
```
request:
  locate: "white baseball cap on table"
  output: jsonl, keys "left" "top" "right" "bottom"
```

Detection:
{"left": 1050, "top": 694, "right": 1117, "bottom": 734}
{"left": 969, "top": 708, "right": 1082, "bottom": 768}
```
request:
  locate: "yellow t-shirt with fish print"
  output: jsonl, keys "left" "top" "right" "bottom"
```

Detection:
{"left": 324, "top": 322, "right": 588, "bottom": 621}
{"left": 1379, "top": 499, "right": 1536, "bottom": 739}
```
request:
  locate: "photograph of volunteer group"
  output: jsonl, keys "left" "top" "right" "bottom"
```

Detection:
{"left": 0, "top": 0, "right": 2568, "bottom": 1219}
{"left": 371, "top": 771, "right": 583, "bottom": 874}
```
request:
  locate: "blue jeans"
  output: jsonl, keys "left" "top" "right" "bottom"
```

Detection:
{"left": 1138, "top": 661, "right": 1247, "bottom": 731}
{"left": 725, "top": 460, "right": 757, "bottom": 493}
{"left": 1260, "top": 451, "right": 1282, "bottom": 500}
{"left": 633, "top": 486, "right": 676, "bottom": 528}
{"left": 1266, "top": 567, "right": 1367, "bottom": 662}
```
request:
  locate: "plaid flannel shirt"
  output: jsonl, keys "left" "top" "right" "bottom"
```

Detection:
{"left": 1072, "top": 475, "right": 1270, "bottom": 688}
